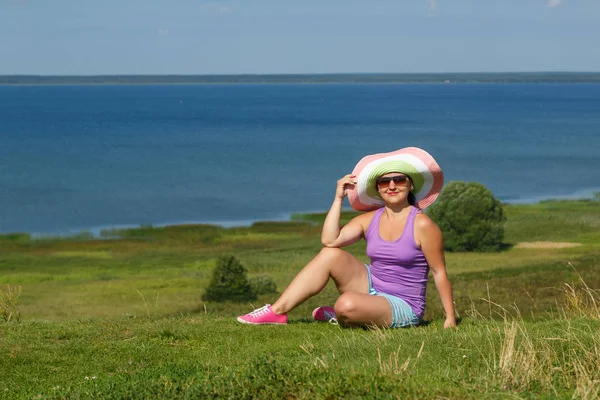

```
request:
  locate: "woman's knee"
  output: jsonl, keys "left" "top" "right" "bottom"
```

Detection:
{"left": 315, "top": 247, "right": 349, "bottom": 273}
{"left": 317, "top": 247, "right": 348, "bottom": 262}
{"left": 334, "top": 292, "right": 361, "bottom": 320}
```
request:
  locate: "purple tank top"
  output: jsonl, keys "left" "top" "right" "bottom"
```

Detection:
{"left": 365, "top": 206, "right": 429, "bottom": 318}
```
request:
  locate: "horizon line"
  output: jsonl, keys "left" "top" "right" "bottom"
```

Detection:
{"left": 2, "top": 71, "right": 600, "bottom": 77}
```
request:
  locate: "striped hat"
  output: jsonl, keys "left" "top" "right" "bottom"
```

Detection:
{"left": 347, "top": 147, "right": 444, "bottom": 211}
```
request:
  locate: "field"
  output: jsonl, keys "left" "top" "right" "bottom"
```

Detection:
{"left": 1, "top": 199, "right": 599, "bottom": 399}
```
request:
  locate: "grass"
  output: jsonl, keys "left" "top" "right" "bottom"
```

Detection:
{"left": 1, "top": 199, "right": 600, "bottom": 399}
{"left": 2, "top": 316, "right": 599, "bottom": 398}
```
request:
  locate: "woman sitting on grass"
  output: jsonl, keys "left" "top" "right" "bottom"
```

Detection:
{"left": 237, "top": 147, "right": 456, "bottom": 329}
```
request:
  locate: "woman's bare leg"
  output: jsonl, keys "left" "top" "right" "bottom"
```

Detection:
{"left": 271, "top": 247, "right": 369, "bottom": 314}
{"left": 334, "top": 292, "right": 393, "bottom": 328}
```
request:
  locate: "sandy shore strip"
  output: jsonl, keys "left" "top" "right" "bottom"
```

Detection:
{"left": 515, "top": 241, "right": 582, "bottom": 249}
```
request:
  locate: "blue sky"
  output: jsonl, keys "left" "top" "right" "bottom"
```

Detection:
{"left": 1, "top": 0, "right": 599, "bottom": 75}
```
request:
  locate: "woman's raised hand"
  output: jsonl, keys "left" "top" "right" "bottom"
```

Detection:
{"left": 336, "top": 174, "right": 357, "bottom": 199}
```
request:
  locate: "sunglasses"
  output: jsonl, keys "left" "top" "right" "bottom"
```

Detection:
{"left": 376, "top": 175, "right": 410, "bottom": 189}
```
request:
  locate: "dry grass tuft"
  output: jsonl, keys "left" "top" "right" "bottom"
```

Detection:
{"left": 0, "top": 284, "right": 22, "bottom": 322}
{"left": 486, "top": 269, "right": 600, "bottom": 397}
{"left": 561, "top": 264, "right": 600, "bottom": 321}
{"left": 377, "top": 341, "right": 424, "bottom": 375}
{"left": 497, "top": 320, "right": 539, "bottom": 390}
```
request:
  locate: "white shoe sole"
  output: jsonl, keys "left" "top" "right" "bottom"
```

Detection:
{"left": 236, "top": 317, "right": 287, "bottom": 325}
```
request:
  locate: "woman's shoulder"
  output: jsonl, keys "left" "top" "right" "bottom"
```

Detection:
{"left": 414, "top": 211, "right": 441, "bottom": 233}
{"left": 350, "top": 209, "right": 379, "bottom": 230}
{"left": 414, "top": 211, "right": 443, "bottom": 249}
{"left": 354, "top": 209, "right": 378, "bottom": 223}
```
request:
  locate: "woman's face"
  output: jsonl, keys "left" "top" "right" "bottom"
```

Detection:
{"left": 376, "top": 172, "right": 413, "bottom": 203}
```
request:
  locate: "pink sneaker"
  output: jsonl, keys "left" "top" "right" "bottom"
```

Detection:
{"left": 312, "top": 306, "right": 337, "bottom": 323}
{"left": 237, "top": 304, "right": 288, "bottom": 325}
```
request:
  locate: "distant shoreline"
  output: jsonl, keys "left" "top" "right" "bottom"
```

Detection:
{"left": 8, "top": 193, "right": 599, "bottom": 239}
{"left": 2, "top": 72, "right": 600, "bottom": 85}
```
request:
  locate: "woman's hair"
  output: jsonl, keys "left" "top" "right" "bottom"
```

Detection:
{"left": 407, "top": 191, "right": 416, "bottom": 206}
{"left": 407, "top": 175, "right": 416, "bottom": 205}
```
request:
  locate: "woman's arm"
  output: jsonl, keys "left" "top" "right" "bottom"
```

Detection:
{"left": 415, "top": 214, "right": 457, "bottom": 328}
{"left": 321, "top": 174, "right": 368, "bottom": 248}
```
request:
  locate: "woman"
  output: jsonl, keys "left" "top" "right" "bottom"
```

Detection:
{"left": 237, "top": 147, "right": 456, "bottom": 329}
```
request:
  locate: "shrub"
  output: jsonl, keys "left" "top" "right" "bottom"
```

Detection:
{"left": 427, "top": 181, "right": 506, "bottom": 252}
{"left": 202, "top": 255, "right": 257, "bottom": 302}
{"left": 249, "top": 275, "right": 278, "bottom": 295}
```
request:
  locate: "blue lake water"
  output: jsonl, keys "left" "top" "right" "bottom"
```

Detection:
{"left": 1, "top": 83, "right": 599, "bottom": 235}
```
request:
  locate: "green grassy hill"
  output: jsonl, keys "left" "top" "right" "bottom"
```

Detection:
{"left": 1, "top": 200, "right": 599, "bottom": 399}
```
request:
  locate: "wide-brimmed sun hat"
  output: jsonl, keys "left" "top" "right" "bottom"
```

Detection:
{"left": 348, "top": 147, "right": 444, "bottom": 211}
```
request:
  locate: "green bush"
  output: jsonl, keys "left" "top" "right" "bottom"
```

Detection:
{"left": 249, "top": 275, "right": 278, "bottom": 295}
{"left": 202, "top": 255, "right": 257, "bottom": 302}
{"left": 427, "top": 181, "right": 506, "bottom": 252}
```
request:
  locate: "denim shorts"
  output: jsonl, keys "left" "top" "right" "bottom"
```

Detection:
{"left": 364, "top": 264, "right": 420, "bottom": 328}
